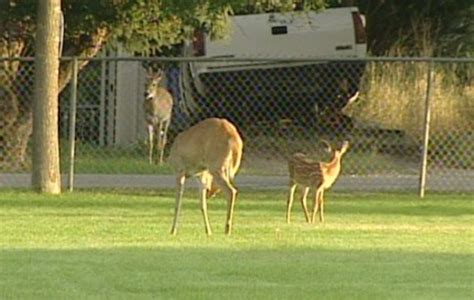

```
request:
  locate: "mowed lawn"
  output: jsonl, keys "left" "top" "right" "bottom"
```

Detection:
{"left": 0, "top": 189, "right": 472, "bottom": 299}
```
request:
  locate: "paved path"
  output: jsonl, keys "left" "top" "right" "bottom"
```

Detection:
{"left": 1, "top": 173, "right": 472, "bottom": 192}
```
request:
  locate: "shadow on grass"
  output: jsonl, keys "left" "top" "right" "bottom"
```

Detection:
{"left": 1, "top": 246, "right": 472, "bottom": 299}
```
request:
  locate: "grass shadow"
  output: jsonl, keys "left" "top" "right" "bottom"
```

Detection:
{"left": 1, "top": 247, "right": 472, "bottom": 299}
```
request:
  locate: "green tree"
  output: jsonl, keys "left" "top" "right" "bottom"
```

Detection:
{"left": 351, "top": 0, "right": 474, "bottom": 56}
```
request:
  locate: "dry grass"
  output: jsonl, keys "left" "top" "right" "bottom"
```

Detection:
{"left": 346, "top": 61, "right": 474, "bottom": 140}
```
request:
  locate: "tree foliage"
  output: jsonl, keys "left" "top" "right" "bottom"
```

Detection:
{"left": 350, "top": 0, "right": 474, "bottom": 56}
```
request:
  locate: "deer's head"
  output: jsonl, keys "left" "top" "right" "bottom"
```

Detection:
{"left": 321, "top": 139, "right": 350, "bottom": 160}
{"left": 145, "top": 67, "right": 164, "bottom": 100}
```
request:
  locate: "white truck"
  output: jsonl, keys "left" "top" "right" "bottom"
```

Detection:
{"left": 179, "top": 6, "right": 367, "bottom": 130}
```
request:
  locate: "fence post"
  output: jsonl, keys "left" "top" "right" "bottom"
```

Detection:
{"left": 99, "top": 56, "right": 106, "bottom": 146}
{"left": 418, "top": 60, "right": 434, "bottom": 198}
{"left": 107, "top": 59, "right": 117, "bottom": 146}
{"left": 68, "top": 57, "right": 78, "bottom": 192}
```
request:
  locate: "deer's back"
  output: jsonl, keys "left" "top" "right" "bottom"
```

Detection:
{"left": 169, "top": 118, "right": 243, "bottom": 177}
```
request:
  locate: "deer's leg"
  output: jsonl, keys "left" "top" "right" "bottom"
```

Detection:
{"left": 155, "top": 121, "right": 164, "bottom": 164}
{"left": 206, "top": 181, "right": 220, "bottom": 199}
{"left": 300, "top": 187, "right": 311, "bottom": 223}
{"left": 286, "top": 183, "right": 297, "bottom": 224}
{"left": 198, "top": 176, "right": 212, "bottom": 236}
{"left": 319, "top": 189, "right": 325, "bottom": 223}
{"left": 212, "top": 170, "right": 237, "bottom": 235}
{"left": 147, "top": 124, "right": 154, "bottom": 164}
{"left": 312, "top": 187, "right": 323, "bottom": 224}
{"left": 159, "top": 119, "right": 170, "bottom": 165}
{"left": 171, "top": 174, "right": 186, "bottom": 235}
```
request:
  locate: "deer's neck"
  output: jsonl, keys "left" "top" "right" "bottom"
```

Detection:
{"left": 324, "top": 153, "right": 342, "bottom": 176}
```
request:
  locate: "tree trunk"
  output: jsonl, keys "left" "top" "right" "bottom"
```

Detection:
{"left": 0, "top": 30, "right": 31, "bottom": 171}
{"left": 0, "top": 108, "right": 32, "bottom": 171}
{"left": 31, "top": 0, "right": 61, "bottom": 194}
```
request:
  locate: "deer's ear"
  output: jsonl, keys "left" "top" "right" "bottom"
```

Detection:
{"left": 341, "top": 141, "right": 350, "bottom": 152}
{"left": 320, "top": 139, "right": 333, "bottom": 153}
{"left": 146, "top": 66, "right": 154, "bottom": 77}
{"left": 156, "top": 69, "right": 164, "bottom": 79}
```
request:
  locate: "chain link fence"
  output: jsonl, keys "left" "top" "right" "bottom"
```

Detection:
{"left": 1, "top": 56, "right": 473, "bottom": 193}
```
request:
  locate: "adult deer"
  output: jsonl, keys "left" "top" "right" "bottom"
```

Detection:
{"left": 168, "top": 118, "right": 244, "bottom": 236}
{"left": 144, "top": 67, "right": 173, "bottom": 165}
{"left": 286, "top": 140, "right": 349, "bottom": 224}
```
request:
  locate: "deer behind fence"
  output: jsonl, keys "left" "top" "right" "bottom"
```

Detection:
{"left": 144, "top": 68, "right": 174, "bottom": 165}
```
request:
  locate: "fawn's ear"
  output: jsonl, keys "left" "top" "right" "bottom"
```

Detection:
{"left": 320, "top": 139, "right": 333, "bottom": 153}
{"left": 339, "top": 141, "right": 350, "bottom": 153}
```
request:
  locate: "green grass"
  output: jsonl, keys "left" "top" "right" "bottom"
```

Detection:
{"left": 58, "top": 145, "right": 420, "bottom": 176}
{"left": 0, "top": 189, "right": 473, "bottom": 299}
{"left": 61, "top": 143, "right": 174, "bottom": 175}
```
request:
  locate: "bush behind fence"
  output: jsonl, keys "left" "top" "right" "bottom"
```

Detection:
{"left": 0, "top": 57, "right": 473, "bottom": 192}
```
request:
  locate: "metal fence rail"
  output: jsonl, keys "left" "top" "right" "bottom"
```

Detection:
{"left": 1, "top": 56, "right": 473, "bottom": 193}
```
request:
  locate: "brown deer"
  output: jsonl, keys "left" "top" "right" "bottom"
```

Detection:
{"left": 144, "top": 67, "right": 174, "bottom": 165}
{"left": 287, "top": 140, "right": 349, "bottom": 224}
{"left": 168, "top": 118, "right": 244, "bottom": 236}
